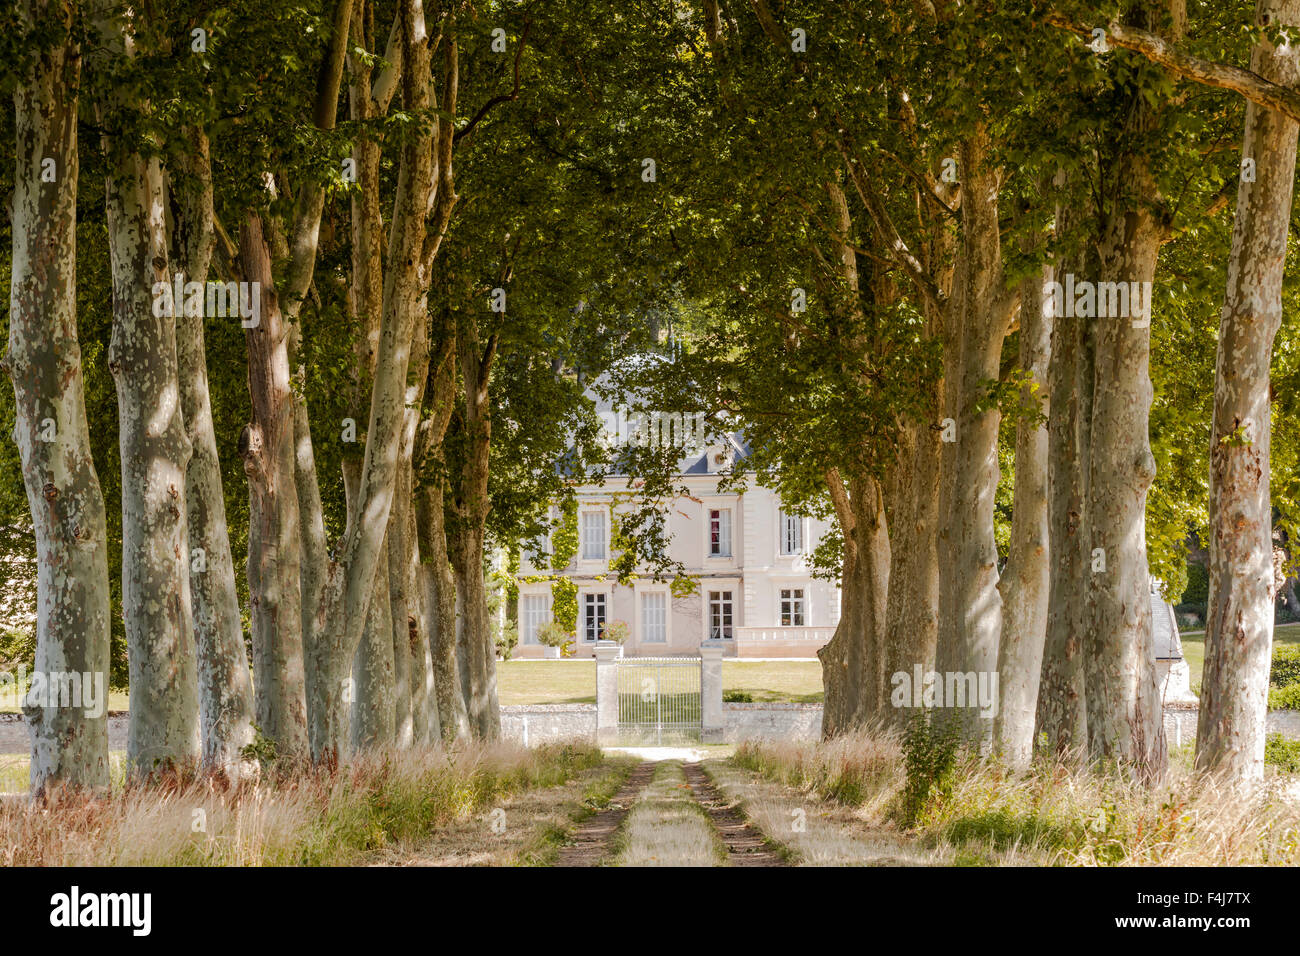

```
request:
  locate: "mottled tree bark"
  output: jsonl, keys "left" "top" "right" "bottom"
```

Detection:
{"left": 881, "top": 422, "right": 941, "bottom": 733}
{"left": 352, "top": 539, "right": 396, "bottom": 749}
{"left": 1085, "top": 199, "right": 1166, "bottom": 770}
{"left": 239, "top": 215, "right": 310, "bottom": 762}
{"left": 418, "top": 477, "right": 468, "bottom": 742}
{"left": 288, "top": 0, "right": 357, "bottom": 762}
{"left": 93, "top": 2, "right": 199, "bottom": 774}
{"left": 1197, "top": 0, "right": 1300, "bottom": 781}
{"left": 340, "top": 11, "right": 393, "bottom": 749}
{"left": 388, "top": 478, "right": 416, "bottom": 747}
{"left": 453, "top": 308, "right": 501, "bottom": 740}
{"left": 995, "top": 264, "right": 1052, "bottom": 767}
{"left": 819, "top": 474, "right": 890, "bottom": 736}
{"left": 415, "top": 341, "right": 469, "bottom": 743}
{"left": 169, "top": 129, "right": 257, "bottom": 778}
{"left": 1082, "top": 4, "right": 1180, "bottom": 775}
{"left": 6, "top": 0, "right": 112, "bottom": 793}
{"left": 1040, "top": 244, "right": 1092, "bottom": 758}
{"left": 1085, "top": 211, "right": 1166, "bottom": 774}
{"left": 934, "top": 130, "right": 1013, "bottom": 745}
{"left": 307, "top": 0, "right": 437, "bottom": 762}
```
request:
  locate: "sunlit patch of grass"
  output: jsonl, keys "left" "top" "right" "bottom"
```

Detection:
{"left": 0, "top": 751, "right": 128, "bottom": 794}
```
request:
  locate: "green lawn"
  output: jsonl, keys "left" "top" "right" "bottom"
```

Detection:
{"left": 495, "top": 659, "right": 824, "bottom": 705}
{"left": 720, "top": 660, "right": 824, "bottom": 703}
{"left": 1179, "top": 621, "right": 1300, "bottom": 696}
{"left": 0, "top": 752, "right": 128, "bottom": 792}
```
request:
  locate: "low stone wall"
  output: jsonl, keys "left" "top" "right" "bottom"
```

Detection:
{"left": 725, "top": 703, "right": 1300, "bottom": 747}
{"left": 734, "top": 642, "right": 825, "bottom": 659}
{"left": 1164, "top": 703, "right": 1300, "bottom": 747}
{"left": 499, "top": 704, "right": 597, "bottom": 746}
{"left": 3, "top": 705, "right": 1295, "bottom": 756}
{"left": 0, "top": 712, "right": 129, "bottom": 755}
{"left": 723, "top": 702, "right": 823, "bottom": 742}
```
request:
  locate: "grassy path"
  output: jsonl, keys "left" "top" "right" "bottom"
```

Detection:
{"left": 610, "top": 761, "right": 726, "bottom": 866}
{"left": 553, "top": 760, "right": 655, "bottom": 865}
{"left": 701, "top": 758, "right": 937, "bottom": 865}
{"left": 681, "top": 761, "right": 786, "bottom": 866}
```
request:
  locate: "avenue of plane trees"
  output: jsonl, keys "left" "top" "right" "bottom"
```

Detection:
{"left": 2, "top": 0, "right": 1298, "bottom": 796}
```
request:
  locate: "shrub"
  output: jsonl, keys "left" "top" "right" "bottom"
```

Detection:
{"left": 600, "top": 620, "right": 630, "bottom": 644}
{"left": 537, "top": 622, "right": 570, "bottom": 648}
{"left": 0, "top": 628, "right": 34, "bottom": 672}
{"left": 1268, "top": 684, "right": 1300, "bottom": 711}
{"left": 1270, "top": 643, "right": 1300, "bottom": 689}
{"left": 895, "top": 714, "right": 963, "bottom": 828}
{"left": 537, "top": 622, "right": 576, "bottom": 657}
{"left": 1179, "top": 562, "right": 1208, "bottom": 617}
{"left": 494, "top": 619, "right": 519, "bottom": 661}
{"left": 723, "top": 690, "right": 753, "bottom": 703}
{"left": 1264, "top": 734, "right": 1300, "bottom": 773}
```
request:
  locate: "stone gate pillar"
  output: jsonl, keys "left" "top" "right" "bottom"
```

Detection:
{"left": 595, "top": 640, "right": 622, "bottom": 744}
{"left": 700, "top": 640, "right": 725, "bottom": 743}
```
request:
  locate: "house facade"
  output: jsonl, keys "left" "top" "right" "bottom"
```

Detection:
{"left": 513, "top": 440, "right": 840, "bottom": 659}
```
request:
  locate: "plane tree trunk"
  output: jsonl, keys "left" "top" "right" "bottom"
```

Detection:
{"left": 6, "top": 0, "right": 112, "bottom": 793}
{"left": 1040, "top": 238, "right": 1092, "bottom": 758}
{"left": 819, "top": 473, "right": 890, "bottom": 736}
{"left": 239, "top": 214, "right": 310, "bottom": 762}
{"left": 935, "top": 130, "right": 1014, "bottom": 746}
{"left": 1197, "top": 0, "right": 1300, "bottom": 781}
{"left": 93, "top": 2, "right": 199, "bottom": 775}
{"left": 169, "top": 128, "right": 257, "bottom": 778}
{"left": 995, "top": 264, "right": 1052, "bottom": 767}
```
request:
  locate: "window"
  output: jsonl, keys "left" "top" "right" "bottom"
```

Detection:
{"left": 520, "top": 594, "right": 551, "bottom": 645}
{"left": 527, "top": 530, "right": 551, "bottom": 568}
{"left": 582, "top": 592, "right": 607, "bottom": 642}
{"left": 708, "top": 591, "right": 734, "bottom": 639}
{"left": 780, "top": 511, "right": 803, "bottom": 555}
{"left": 708, "top": 508, "right": 732, "bottom": 557}
{"left": 581, "top": 510, "right": 606, "bottom": 561}
{"left": 780, "top": 588, "right": 805, "bottom": 627}
{"left": 642, "top": 592, "right": 667, "bottom": 643}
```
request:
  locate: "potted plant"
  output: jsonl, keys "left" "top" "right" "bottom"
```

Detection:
{"left": 537, "top": 622, "right": 572, "bottom": 659}
{"left": 600, "top": 619, "right": 630, "bottom": 645}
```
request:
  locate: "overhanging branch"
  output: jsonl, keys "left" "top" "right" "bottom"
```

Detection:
{"left": 1045, "top": 11, "right": 1300, "bottom": 121}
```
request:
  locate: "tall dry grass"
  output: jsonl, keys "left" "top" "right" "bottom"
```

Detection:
{"left": 733, "top": 732, "right": 1300, "bottom": 866}
{"left": 0, "top": 741, "right": 601, "bottom": 866}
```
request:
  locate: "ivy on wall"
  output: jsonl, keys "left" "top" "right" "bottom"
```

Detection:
{"left": 550, "top": 497, "right": 579, "bottom": 571}
{"left": 552, "top": 578, "right": 578, "bottom": 634}
{"left": 550, "top": 498, "right": 580, "bottom": 634}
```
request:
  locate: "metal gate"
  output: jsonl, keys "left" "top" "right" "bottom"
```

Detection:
{"left": 616, "top": 656, "right": 702, "bottom": 745}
